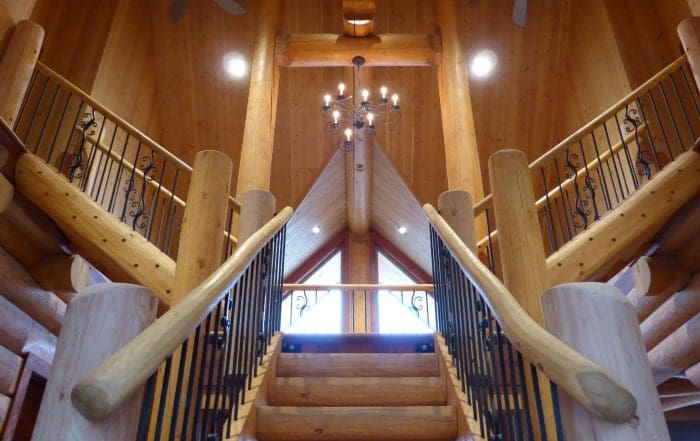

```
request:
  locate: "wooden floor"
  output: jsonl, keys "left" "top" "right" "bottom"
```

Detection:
{"left": 249, "top": 333, "right": 470, "bottom": 441}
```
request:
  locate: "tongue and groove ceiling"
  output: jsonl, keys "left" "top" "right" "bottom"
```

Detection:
{"left": 24, "top": 0, "right": 695, "bottom": 271}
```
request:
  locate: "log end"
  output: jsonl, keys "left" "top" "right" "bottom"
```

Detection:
{"left": 577, "top": 370, "right": 638, "bottom": 423}
{"left": 71, "top": 379, "right": 114, "bottom": 421}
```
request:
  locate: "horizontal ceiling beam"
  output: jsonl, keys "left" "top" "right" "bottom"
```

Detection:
{"left": 275, "top": 33, "right": 441, "bottom": 67}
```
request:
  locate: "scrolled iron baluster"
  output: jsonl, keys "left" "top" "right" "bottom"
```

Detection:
{"left": 564, "top": 149, "right": 591, "bottom": 229}
{"left": 295, "top": 292, "right": 309, "bottom": 316}
{"left": 68, "top": 109, "right": 97, "bottom": 182}
{"left": 410, "top": 291, "right": 424, "bottom": 316}
{"left": 128, "top": 153, "right": 158, "bottom": 230}
{"left": 624, "top": 104, "right": 653, "bottom": 180}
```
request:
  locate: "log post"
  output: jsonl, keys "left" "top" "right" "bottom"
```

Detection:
{"left": 437, "top": 190, "right": 476, "bottom": 253}
{"left": 640, "top": 273, "right": 700, "bottom": 350}
{"left": 30, "top": 254, "right": 90, "bottom": 304}
{"left": 235, "top": 0, "right": 281, "bottom": 197}
{"left": 678, "top": 17, "right": 700, "bottom": 91}
{"left": 648, "top": 313, "right": 700, "bottom": 385}
{"left": 631, "top": 256, "right": 692, "bottom": 297}
{"left": 160, "top": 149, "right": 231, "bottom": 440}
{"left": 0, "top": 20, "right": 43, "bottom": 126}
{"left": 434, "top": 0, "right": 484, "bottom": 204}
{"left": 542, "top": 282, "right": 670, "bottom": 440}
{"left": 238, "top": 189, "right": 276, "bottom": 244}
{"left": 0, "top": 246, "right": 65, "bottom": 335}
{"left": 489, "top": 148, "right": 555, "bottom": 439}
{"left": 32, "top": 283, "right": 157, "bottom": 441}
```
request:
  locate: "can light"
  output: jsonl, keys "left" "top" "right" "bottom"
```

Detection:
{"left": 397, "top": 225, "right": 408, "bottom": 235}
{"left": 470, "top": 49, "right": 498, "bottom": 79}
{"left": 223, "top": 52, "right": 248, "bottom": 79}
{"left": 311, "top": 226, "right": 321, "bottom": 234}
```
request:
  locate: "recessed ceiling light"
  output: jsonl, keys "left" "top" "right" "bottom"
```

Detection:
{"left": 347, "top": 19, "right": 371, "bottom": 25}
{"left": 311, "top": 226, "right": 321, "bottom": 234}
{"left": 470, "top": 49, "right": 498, "bottom": 79}
{"left": 397, "top": 225, "right": 407, "bottom": 235}
{"left": 223, "top": 52, "right": 247, "bottom": 79}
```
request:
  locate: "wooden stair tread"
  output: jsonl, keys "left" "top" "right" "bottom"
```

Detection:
{"left": 277, "top": 353, "right": 439, "bottom": 377}
{"left": 269, "top": 376, "right": 446, "bottom": 406}
{"left": 281, "top": 333, "right": 435, "bottom": 353}
{"left": 256, "top": 405, "right": 458, "bottom": 441}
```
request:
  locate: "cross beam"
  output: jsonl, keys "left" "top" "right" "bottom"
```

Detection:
{"left": 275, "top": 33, "right": 442, "bottom": 67}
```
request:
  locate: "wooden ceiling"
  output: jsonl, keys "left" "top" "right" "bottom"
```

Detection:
{"left": 20, "top": 0, "right": 696, "bottom": 274}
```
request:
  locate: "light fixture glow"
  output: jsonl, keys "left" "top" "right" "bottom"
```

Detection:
{"left": 311, "top": 226, "right": 321, "bottom": 234}
{"left": 397, "top": 225, "right": 407, "bottom": 235}
{"left": 470, "top": 49, "right": 498, "bottom": 79}
{"left": 347, "top": 19, "right": 371, "bottom": 25}
{"left": 392, "top": 94, "right": 399, "bottom": 107}
{"left": 380, "top": 86, "right": 388, "bottom": 99}
{"left": 367, "top": 112, "right": 374, "bottom": 126}
{"left": 345, "top": 128, "right": 353, "bottom": 142}
{"left": 223, "top": 53, "right": 247, "bottom": 79}
{"left": 324, "top": 94, "right": 331, "bottom": 106}
{"left": 362, "top": 89, "right": 370, "bottom": 101}
{"left": 338, "top": 83, "right": 346, "bottom": 96}
{"left": 332, "top": 110, "right": 340, "bottom": 124}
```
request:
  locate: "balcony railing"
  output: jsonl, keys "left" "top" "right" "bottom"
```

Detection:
{"left": 474, "top": 55, "right": 700, "bottom": 269}
{"left": 14, "top": 61, "right": 240, "bottom": 258}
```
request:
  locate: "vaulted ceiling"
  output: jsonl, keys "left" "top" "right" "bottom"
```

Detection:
{"left": 19, "top": 0, "right": 696, "bottom": 270}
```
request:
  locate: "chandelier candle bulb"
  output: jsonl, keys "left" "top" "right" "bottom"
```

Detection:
{"left": 367, "top": 112, "right": 375, "bottom": 127}
{"left": 380, "top": 86, "right": 388, "bottom": 100}
{"left": 338, "top": 82, "right": 346, "bottom": 99}
{"left": 332, "top": 110, "right": 340, "bottom": 125}
{"left": 323, "top": 94, "right": 331, "bottom": 109}
{"left": 345, "top": 128, "right": 352, "bottom": 142}
{"left": 392, "top": 94, "right": 399, "bottom": 108}
{"left": 362, "top": 89, "right": 370, "bottom": 101}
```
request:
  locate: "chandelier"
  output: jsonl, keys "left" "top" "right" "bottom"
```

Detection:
{"left": 320, "top": 56, "right": 401, "bottom": 151}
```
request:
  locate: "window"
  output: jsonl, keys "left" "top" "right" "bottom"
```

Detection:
{"left": 281, "top": 251, "right": 342, "bottom": 333}
{"left": 377, "top": 251, "right": 434, "bottom": 333}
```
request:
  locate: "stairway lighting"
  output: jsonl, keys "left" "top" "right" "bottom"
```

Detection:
{"left": 321, "top": 56, "right": 401, "bottom": 151}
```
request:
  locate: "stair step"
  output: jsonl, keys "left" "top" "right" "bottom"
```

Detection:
{"left": 269, "top": 376, "right": 446, "bottom": 406}
{"left": 282, "top": 333, "right": 435, "bottom": 353}
{"left": 277, "top": 353, "right": 439, "bottom": 377}
{"left": 256, "top": 406, "right": 458, "bottom": 441}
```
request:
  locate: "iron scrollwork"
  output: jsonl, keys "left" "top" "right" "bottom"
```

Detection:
{"left": 68, "top": 109, "right": 97, "bottom": 182}
{"left": 623, "top": 104, "right": 653, "bottom": 180}
{"left": 563, "top": 149, "right": 593, "bottom": 229}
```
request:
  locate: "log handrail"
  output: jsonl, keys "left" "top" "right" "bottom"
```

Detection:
{"left": 70, "top": 206, "right": 293, "bottom": 421}
{"left": 282, "top": 283, "right": 433, "bottom": 291}
{"left": 34, "top": 61, "right": 242, "bottom": 212}
{"left": 473, "top": 54, "right": 688, "bottom": 217}
{"left": 424, "top": 203, "right": 637, "bottom": 423}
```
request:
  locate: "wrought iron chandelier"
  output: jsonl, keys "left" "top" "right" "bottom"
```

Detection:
{"left": 320, "top": 56, "right": 400, "bottom": 151}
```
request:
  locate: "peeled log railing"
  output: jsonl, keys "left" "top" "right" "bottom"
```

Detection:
{"left": 13, "top": 61, "right": 240, "bottom": 259}
{"left": 71, "top": 207, "right": 291, "bottom": 441}
{"left": 425, "top": 203, "right": 637, "bottom": 440}
{"left": 474, "top": 55, "right": 700, "bottom": 269}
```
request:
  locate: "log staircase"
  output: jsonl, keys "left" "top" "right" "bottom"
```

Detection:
{"left": 255, "top": 333, "right": 465, "bottom": 441}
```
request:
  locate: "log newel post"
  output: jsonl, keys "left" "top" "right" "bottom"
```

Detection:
{"left": 163, "top": 149, "right": 232, "bottom": 440}
{"left": 32, "top": 283, "right": 158, "bottom": 441}
{"left": 542, "top": 283, "right": 671, "bottom": 441}
{"left": 488, "top": 148, "right": 556, "bottom": 439}
{"left": 678, "top": 17, "right": 700, "bottom": 92}
{"left": 0, "top": 20, "right": 44, "bottom": 126}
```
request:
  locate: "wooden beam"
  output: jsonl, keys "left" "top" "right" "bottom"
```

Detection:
{"left": 678, "top": 17, "right": 700, "bottom": 91}
{"left": 438, "top": 191, "right": 476, "bottom": 253}
{"left": 0, "top": 172, "right": 10, "bottom": 212}
{"left": 275, "top": 33, "right": 441, "bottom": 67}
{"left": 648, "top": 313, "right": 700, "bottom": 385}
{"left": 0, "top": 246, "right": 65, "bottom": 335}
{"left": 0, "top": 344, "right": 21, "bottom": 396}
{"left": 0, "top": 20, "right": 43, "bottom": 126}
{"left": 235, "top": 0, "right": 281, "bottom": 196}
{"left": 546, "top": 144, "right": 700, "bottom": 285}
{"left": 33, "top": 284, "right": 157, "bottom": 441}
{"left": 238, "top": 189, "right": 276, "bottom": 244}
{"left": 649, "top": 194, "right": 700, "bottom": 257}
{"left": 542, "top": 283, "right": 670, "bottom": 440}
{"left": 640, "top": 273, "right": 700, "bottom": 350}
{"left": 489, "top": 149, "right": 555, "bottom": 439}
{"left": 347, "top": 234, "right": 372, "bottom": 332}
{"left": 0, "top": 144, "right": 7, "bottom": 168}
{"left": 661, "top": 393, "right": 700, "bottom": 413}
{"left": 347, "top": 71, "right": 372, "bottom": 235}
{"left": 632, "top": 256, "right": 692, "bottom": 297}
{"left": 658, "top": 378, "right": 700, "bottom": 398}
{"left": 435, "top": 0, "right": 483, "bottom": 204}
{"left": 0, "top": 394, "right": 9, "bottom": 434}
{"left": 15, "top": 153, "right": 176, "bottom": 307}
{"left": 0, "top": 294, "right": 56, "bottom": 363}
{"left": 29, "top": 254, "right": 90, "bottom": 304}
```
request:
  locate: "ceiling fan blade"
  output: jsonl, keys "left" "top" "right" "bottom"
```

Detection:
{"left": 170, "top": 0, "right": 190, "bottom": 21}
{"left": 213, "top": 0, "right": 246, "bottom": 16}
{"left": 513, "top": 0, "right": 527, "bottom": 27}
